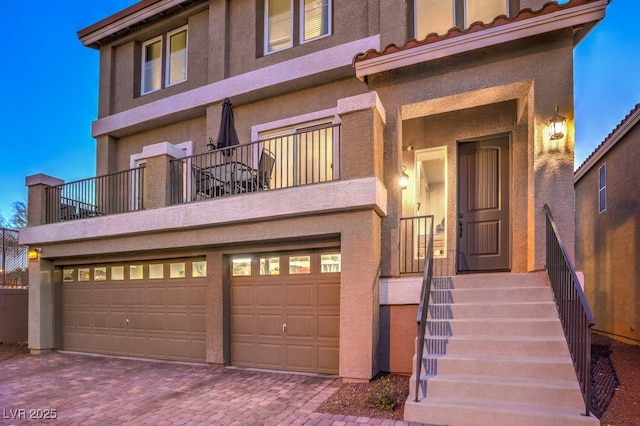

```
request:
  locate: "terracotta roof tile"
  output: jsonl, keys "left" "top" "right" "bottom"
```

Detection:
{"left": 353, "top": 0, "right": 600, "bottom": 64}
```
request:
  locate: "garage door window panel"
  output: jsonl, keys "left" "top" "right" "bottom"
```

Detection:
{"left": 130, "top": 265, "right": 144, "bottom": 280}
{"left": 111, "top": 266, "right": 125, "bottom": 281}
{"left": 149, "top": 264, "right": 164, "bottom": 279}
{"left": 63, "top": 268, "right": 74, "bottom": 282}
{"left": 320, "top": 253, "right": 340, "bottom": 273}
{"left": 78, "top": 268, "right": 91, "bottom": 282}
{"left": 94, "top": 267, "right": 107, "bottom": 281}
{"left": 192, "top": 261, "right": 207, "bottom": 277}
{"left": 289, "top": 255, "right": 311, "bottom": 274}
{"left": 232, "top": 258, "right": 252, "bottom": 276}
{"left": 170, "top": 262, "right": 186, "bottom": 278}
{"left": 260, "top": 257, "right": 280, "bottom": 275}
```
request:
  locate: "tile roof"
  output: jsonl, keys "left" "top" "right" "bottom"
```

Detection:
{"left": 575, "top": 103, "right": 640, "bottom": 178}
{"left": 353, "top": 0, "right": 603, "bottom": 64}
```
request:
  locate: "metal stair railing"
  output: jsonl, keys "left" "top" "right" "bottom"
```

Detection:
{"left": 544, "top": 204, "right": 595, "bottom": 417}
{"left": 413, "top": 215, "right": 434, "bottom": 402}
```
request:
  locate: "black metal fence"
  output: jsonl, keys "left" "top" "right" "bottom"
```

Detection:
{"left": 44, "top": 166, "right": 145, "bottom": 224}
{"left": 400, "top": 216, "right": 452, "bottom": 276}
{"left": 544, "top": 204, "right": 595, "bottom": 417}
{"left": 0, "top": 228, "right": 28, "bottom": 288}
{"left": 170, "top": 124, "right": 341, "bottom": 204}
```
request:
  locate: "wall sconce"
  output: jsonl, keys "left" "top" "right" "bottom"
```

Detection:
{"left": 400, "top": 166, "right": 409, "bottom": 190}
{"left": 206, "top": 137, "right": 217, "bottom": 151}
{"left": 548, "top": 106, "right": 566, "bottom": 140}
{"left": 28, "top": 247, "right": 41, "bottom": 260}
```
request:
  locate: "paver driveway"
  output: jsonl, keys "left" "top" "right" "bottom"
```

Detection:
{"left": 0, "top": 352, "right": 422, "bottom": 426}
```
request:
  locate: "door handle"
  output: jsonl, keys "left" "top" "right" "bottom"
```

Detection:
{"left": 282, "top": 323, "right": 287, "bottom": 333}
{"left": 458, "top": 220, "right": 463, "bottom": 237}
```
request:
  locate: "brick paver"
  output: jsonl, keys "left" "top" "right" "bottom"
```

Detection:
{"left": 0, "top": 353, "right": 424, "bottom": 425}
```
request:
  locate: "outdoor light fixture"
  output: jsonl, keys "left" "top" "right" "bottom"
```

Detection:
{"left": 400, "top": 166, "right": 409, "bottom": 190}
{"left": 548, "top": 106, "right": 566, "bottom": 140}
{"left": 206, "top": 137, "right": 217, "bottom": 151}
{"left": 27, "top": 247, "right": 41, "bottom": 260}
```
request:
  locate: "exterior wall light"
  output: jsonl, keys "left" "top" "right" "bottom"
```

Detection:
{"left": 548, "top": 107, "right": 566, "bottom": 140}
{"left": 206, "top": 137, "right": 217, "bottom": 151}
{"left": 400, "top": 166, "right": 409, "bottom": 190}
{"left": 28, "top": 247, "right": 41, "bottom": 260}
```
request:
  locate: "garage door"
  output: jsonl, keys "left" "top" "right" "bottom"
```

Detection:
{"left": 230, "top": 251, "right": 340, "bottom": 374}
{"left": 62, "top": 258, "right": 207, "bottom": 362}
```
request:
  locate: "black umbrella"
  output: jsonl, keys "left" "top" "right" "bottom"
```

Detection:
{"left": 217, "top": 98, "right": 240, "bottom": 157}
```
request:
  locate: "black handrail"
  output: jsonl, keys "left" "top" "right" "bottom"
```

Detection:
{"left": 544, "top": 204, "right": 595, "bottom": 417}
{"left": 413, "top": 215, "right": 434, "bottom": 402}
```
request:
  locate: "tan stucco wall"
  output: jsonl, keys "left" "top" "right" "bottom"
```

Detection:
{"left": 576, "top": 123, "right": 640, "bottom": 344}
{"left": 366, "top": 30, "right": 576, "bottom": 274}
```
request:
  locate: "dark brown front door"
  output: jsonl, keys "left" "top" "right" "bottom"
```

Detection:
{"left": 457, "top": 136, "right": 510, "bottom": 272}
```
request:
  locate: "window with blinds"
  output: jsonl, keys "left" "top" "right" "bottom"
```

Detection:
{"left": 415, "top": 0, "right": 508, "bottom": 39}
{"left": 265, "top": 0, "right": 331, "bottom": 54}
{"left": 140, "top": 25, "right": 188, "bottom": 95}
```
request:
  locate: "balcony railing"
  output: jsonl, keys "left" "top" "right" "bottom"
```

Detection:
{"left": 400, "top": 216, "right": 451, "bottom": 276}
{"left": 170, "top": 124, "right": 341, "bottom": 204}
{"left": 44, "top": 166, "right": 145, "bottom": 224}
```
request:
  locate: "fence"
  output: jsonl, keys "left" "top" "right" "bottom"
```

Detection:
{"left": 0, "top": 228, "right": 28, "bottom": 288}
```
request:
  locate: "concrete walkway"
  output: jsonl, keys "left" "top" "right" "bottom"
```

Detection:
{"left": 0, "top": 352, "right": 425, "bottom": 426}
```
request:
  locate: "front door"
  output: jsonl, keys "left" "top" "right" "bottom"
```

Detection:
{"left": 457, "top": 136, "right": 510, "bottom": 272}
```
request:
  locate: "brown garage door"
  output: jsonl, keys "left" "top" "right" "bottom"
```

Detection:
{"left": 231, "top": 252, "right": 340, "bottom": 374}
{"left": 62, "top": 258, "right": 207, "bottom": 362}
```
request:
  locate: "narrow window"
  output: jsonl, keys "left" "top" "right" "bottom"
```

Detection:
{"left": 266, "top": 0, "right": 293, "bottom": 53}
{"left": 598, "top": 163, "right": 607, "bottom": 213}
{"left": 166, "top": 27, "right": 188, "bottom": 87}
{"left": 301, "top": 0, "right": 330, "bottom": 43}
{"left": 465, "top": 0, "right": 507, "bottom": 26}
{"left": 142, "top": 37, "right": 162, "bottom": 94}
{"left": 415, "top": 0, "right": 454, "bottom": 39}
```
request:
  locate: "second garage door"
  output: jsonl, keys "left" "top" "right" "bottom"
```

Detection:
{"left": 230, "top": 252, "right": 340, "bottom": 374}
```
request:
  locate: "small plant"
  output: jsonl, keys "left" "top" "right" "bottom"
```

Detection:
{"left": 364, "top": 376, "right": 402, "bottom": 411}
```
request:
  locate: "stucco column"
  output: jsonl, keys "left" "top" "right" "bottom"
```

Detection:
{"left": 136, "top": 142, "right": 188, "bottom": 209}
{"left": 28, "top": 257, "right": 59, "bottom": 354}
{"left": 25, "top": 174, "right": 64, "bottom": 226}
{"left": 206, "top": 250, "right": 227, "bottom": 365}
{"left": 339, "top": 210, "right": 383, "bottom": 381}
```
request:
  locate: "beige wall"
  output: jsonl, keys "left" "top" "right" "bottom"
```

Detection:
{"left": 576, "top": 122, "right": 640, "bottom": 344}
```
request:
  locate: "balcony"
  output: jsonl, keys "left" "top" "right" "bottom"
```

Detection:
{"left": 35, "top": 125, "right": 341, "bottom": 224}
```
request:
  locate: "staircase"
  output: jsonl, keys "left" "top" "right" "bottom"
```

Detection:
{"left": 403, "top": 272, "right": 599, "bottom": 426}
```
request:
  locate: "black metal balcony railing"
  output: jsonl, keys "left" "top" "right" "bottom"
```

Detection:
{"left": 170, "top": 124, "right": 341, "bottom": 204}
{"left": 544, "top": 204, "right": 595, "bottom": 417}
{"left": 400, "top": 216, "right": 452, "bottom": 276}
{"left": 44, "top": 166, "right": 145, "bottom": 224}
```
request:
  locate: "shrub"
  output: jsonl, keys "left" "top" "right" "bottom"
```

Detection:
{"left": 365, "top": 376, "right": 402, "bottom": 411}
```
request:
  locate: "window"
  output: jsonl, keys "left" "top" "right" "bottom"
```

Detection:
{"left": 415, "top": 0, "right": 507, "bottom": 39}
{"left": 265, "top": 0, "right": 331, "bottom": 53}
{"left": 598, "top": 163, "right": 607, "bottom": 213}
{"left": 141, "top": 26, "right": 188, "bottom": 95}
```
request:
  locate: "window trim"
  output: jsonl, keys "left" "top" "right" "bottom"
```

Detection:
{"left": 165, "top": 25, "right": 189, "bottom": 88}
{"left": 141, "top": 35, "right": 163, "bottom": 95}
{"left": 140, "top": 26, "right": 189, "bottom": 96}
{"left": 264, "top": 0, "right": 294, "bottom": 54}
{"left": 598, "top": 163, "right": 607, "bottom": 214}
{"left": 299, "top": 0, "right": 332, "bottom": 45}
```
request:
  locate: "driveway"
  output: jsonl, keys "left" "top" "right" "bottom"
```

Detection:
{"left": 0, "top": 352, "right": 420, "bottom": 425}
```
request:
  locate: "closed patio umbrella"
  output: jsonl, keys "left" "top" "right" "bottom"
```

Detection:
{"left": 217, "top": 97, "right": 240, "bottom": 158}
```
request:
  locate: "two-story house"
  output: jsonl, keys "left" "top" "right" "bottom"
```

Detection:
{"left": 575, "top": 103, "right": 640, "bottom": 346}
{"left": 21, "top": 0, "right": 606, "bottom": 424}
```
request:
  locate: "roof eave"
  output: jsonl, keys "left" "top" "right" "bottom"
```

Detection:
{"left": 574, "top": 106, "right": 640, "bottom": 183}
{"left": 78, "top": 0, "right": 192, "bottom": 49}
{"left": 354, "top": 0, "right": 608, "bottom": 80}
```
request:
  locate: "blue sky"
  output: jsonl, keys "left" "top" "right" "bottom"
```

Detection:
{"left": 0, "top": 0, "right": 638, "bottom": 219}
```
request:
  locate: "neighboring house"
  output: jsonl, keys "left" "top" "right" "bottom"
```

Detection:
{"left": 575, "top": 103, "right": 640, "bottom": 345}
{"left": 20, "top": 0, "right": 606, "bottom": 391}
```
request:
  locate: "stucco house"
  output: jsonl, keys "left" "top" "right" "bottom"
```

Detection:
{"left": 575, "top": 103, "right": 640, "bottom": 346}
{"left": 21, "top": 0, "right": 606, "bottom": 424}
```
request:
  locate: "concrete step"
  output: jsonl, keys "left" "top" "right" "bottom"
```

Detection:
{"left": 428, "top": 301, "right": 559, "bottom": 320}
{"left": 434, "top": 272, "right": 549, "bottom": 290}
{"left": 420, "top": 335, "right": 570, "bottom": 357}
{"left": 413, "top": 353, "right": 578, "bottom": 382}
{"left": 417, "top": 375, "right": 584, "bottom": 409}
{"left": 429, "top": 286, "right": 554, "bottom": 304}
{"left": 404, "top": 397, "right": 600, "bottom": 426}
{"left": 426, "top": 317, "right": 564, "bottom": 337}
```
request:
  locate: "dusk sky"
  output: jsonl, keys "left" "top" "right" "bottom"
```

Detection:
{"left": 1, "top": 0, "right": 637, "bottom": 219}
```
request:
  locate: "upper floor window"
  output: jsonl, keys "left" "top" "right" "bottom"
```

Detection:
{"left": 415, "top": 0, "right": 508, "bottom": 40}
{"left": 265, "top": 0, "right": 331, "bottom": 54}
{"left": 598, "top": 163, "right": 607, "bottom": 214}
{"left": 141, "top": 26, "right": 188, "bottom": 95}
